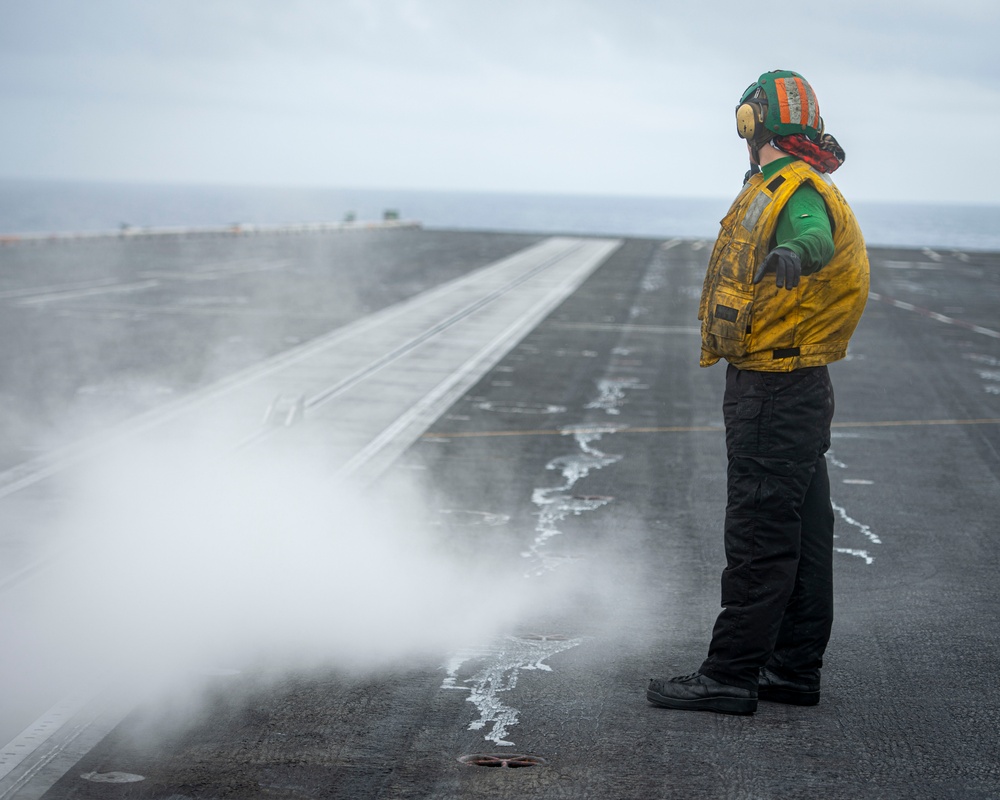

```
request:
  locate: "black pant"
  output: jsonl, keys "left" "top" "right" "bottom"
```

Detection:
{"left": 700, "top": 364, "right": 835, "bottom": 691}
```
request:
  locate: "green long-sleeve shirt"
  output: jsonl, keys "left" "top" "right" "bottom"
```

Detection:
{"left": 762, "top": 156, "right": 835, "bottom": 273}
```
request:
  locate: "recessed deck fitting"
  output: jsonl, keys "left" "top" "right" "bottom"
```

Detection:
{"left": 458, "top": 754, "right": 547, "bottom": 769}
{"left": 80, "top": 771, "right": 145, "bottom": 783}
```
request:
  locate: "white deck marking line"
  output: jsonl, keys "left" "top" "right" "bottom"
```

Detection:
{"left": 139, "top": 260, "right": 292, "bottom": 281}
{"left": 0, "top": 696, "right": 88, "bottom": 783}
{"left": 869, "top": 292, "right": 1000, "bottom": 339}
{"left": 15, "top": 280, "right": 161, "bottom": 305}
{"left": 0, "top": 278, "right": 124, "bottom": 301}
{"left": 878, "top": 261, "right": 943, "bottom": 271}
{"left": 550, "top": 322, "right": 701, "bottom": 335}
{"left": 48, "top": 304, "right": 334, "bottom": 318}
{"left": 0, "top": 262, "right": 291, "bottom": 304}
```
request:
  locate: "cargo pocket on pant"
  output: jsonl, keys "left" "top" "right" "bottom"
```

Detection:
{"left": 737, "top": 396, "right": 762, "bottom": 420}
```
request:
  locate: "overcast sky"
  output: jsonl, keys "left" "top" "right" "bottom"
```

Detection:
{"left": 1, "top": 0, "right": 998, "bottom": 204}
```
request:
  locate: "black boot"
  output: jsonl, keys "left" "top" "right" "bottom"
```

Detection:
{"left": 758, "top": 667, "right": 820, "bottom": 706}
{"left": 647, "top": 672, "right": 757, "bottom": 715}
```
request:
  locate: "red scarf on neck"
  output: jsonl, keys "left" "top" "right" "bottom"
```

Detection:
{"left": 773, "top": 133, "right": 846, "bottom": 174}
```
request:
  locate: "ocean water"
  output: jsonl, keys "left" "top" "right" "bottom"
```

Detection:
{"left": 1, "top": 178, "right": 998, "bottom": 251}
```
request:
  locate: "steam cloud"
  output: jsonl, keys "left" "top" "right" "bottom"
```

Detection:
{"left": 15, "top": 435, "right": 553, "bottom": 700}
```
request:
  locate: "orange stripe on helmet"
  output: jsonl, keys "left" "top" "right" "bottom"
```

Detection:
{"left": 774, "top": 78, "right": 791, "bottom": 124}
{"left": 793, "top": 77, "right": 811, "bottom": 127}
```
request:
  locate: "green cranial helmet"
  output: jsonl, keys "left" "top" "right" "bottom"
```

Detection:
{"left": 736, "top": 70, "right": 824, "bottom": 143}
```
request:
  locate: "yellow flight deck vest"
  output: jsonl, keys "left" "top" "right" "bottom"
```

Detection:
{"left": 699, "top": 159, "right": 869, "bottom": 371}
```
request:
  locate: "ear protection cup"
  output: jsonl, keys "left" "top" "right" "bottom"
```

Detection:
{"left": 736, "top": 100, "right": 766, "bottom": 140}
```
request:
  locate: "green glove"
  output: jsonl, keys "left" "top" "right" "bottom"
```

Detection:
{"left": 753, "top": 247, "right": 802, "bottom": 290}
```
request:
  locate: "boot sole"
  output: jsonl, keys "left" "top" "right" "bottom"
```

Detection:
{"left": 646, "top": 688, "right": 757, "bottom": 715}
{"left": 758, "top": 686, "right": 820, "bottom": 706}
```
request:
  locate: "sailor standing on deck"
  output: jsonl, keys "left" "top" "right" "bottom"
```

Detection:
{"left": 647, "top": 70, "right": 870, "bottom": 715}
